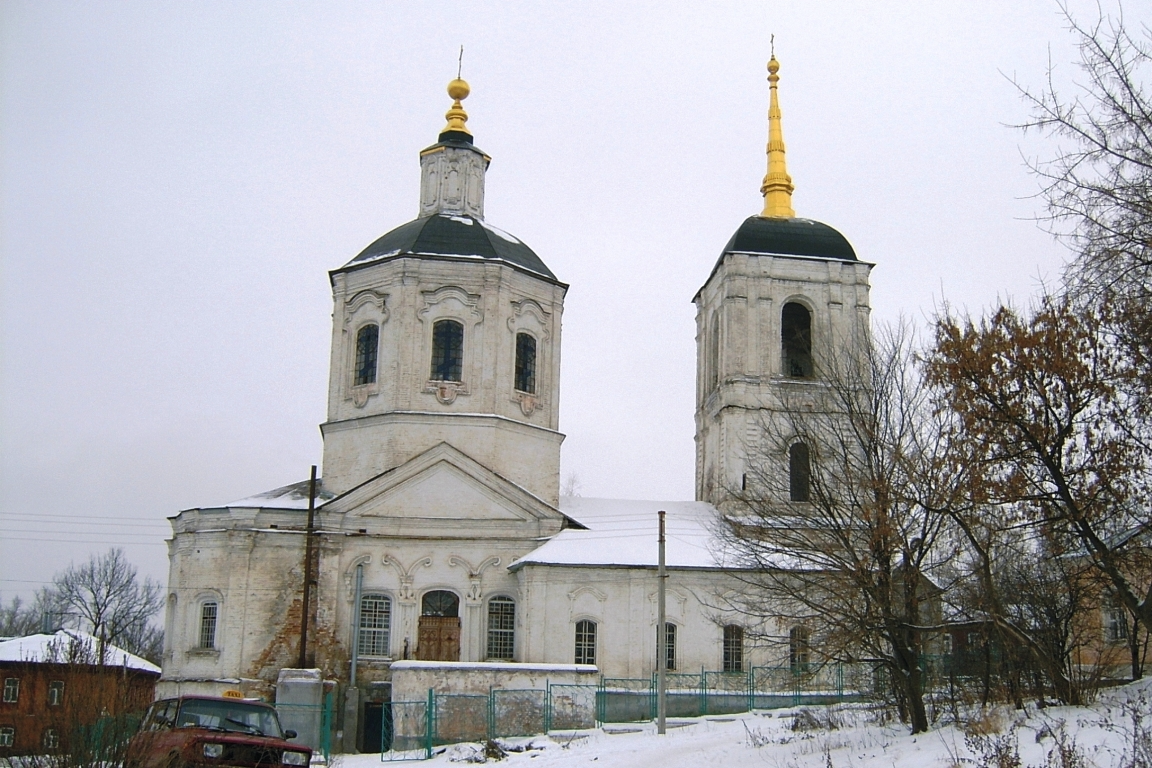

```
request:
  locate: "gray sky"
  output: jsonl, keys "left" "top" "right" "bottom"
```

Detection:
{"left": 2, "top": 1, "right": 1094, "bottom": 600}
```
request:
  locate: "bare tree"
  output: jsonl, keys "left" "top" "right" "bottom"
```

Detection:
{"left": 0, "top": 595, "right": 42, "bottom": 636}
{"left": 716, "top": 323, "right": 954, "bottom": 734}
{"left": 48, "top": 548, "right": 164, "bottom": 664}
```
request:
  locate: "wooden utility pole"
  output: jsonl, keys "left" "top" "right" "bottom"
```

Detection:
{"left": 297, "top": 465, "right": 318, "bottom": 669}
{"left": 657, "top": 509, "right": 667, "bottom": 735}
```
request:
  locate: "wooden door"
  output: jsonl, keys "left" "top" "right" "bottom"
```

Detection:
{"left": 417, "top": 616, "right": 461, "bottom": 661}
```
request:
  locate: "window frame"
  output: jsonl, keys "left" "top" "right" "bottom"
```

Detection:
{"left": 781, "top": 301, "right": 813, "bottom": 379}
{"left": 430, "top": 319, "right": 464, "bottom": 383}
{"left": 0, "top": 727, "right": 14, "bottom": 747}
{"left": 42, "top": 727, "right": 59, "bottom": 750}
{"left": 789, "top": 442, "right": 811, "bottom": 502}
{"left": 722, "top": 625, "right": 744, "bottom": 673}
{"left": 789, "top": 626, "right": 810, "bottom": 674}
{"left": 358, "top": 593, "right": 393, "bottom": 658}
{"left": 574, "top": 619, "right": 597, "bottom": 666}
{"left": 486, "top": 596, "right": 516, "bottom": 661}
{"left": 655, "top": 623, "right": 677, "bottom": 671}
{"left": 353, "top": 324, "right": 380, "bottom": 387}
{"left": 47, "top": 680, "right": 64, "bottom": 707}
{"left": 198, "top": 601, "right": 219, "bottom": 650}
{"left": 514, "top": 333, "right": 537, "bottom": 395}
{"left": 1, "top": 678, "right": 17, "bottom": 704}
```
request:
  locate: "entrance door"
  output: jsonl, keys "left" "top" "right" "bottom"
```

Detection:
{"left": 417, "top": 591, "right": 461, "bottom": 661}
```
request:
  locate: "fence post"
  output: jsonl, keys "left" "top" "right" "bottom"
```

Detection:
{"left": 544, "top": 680, "right": 552, "bottom": 733}
{"left": 596, "top": 676, "right": 605, "bottom": 726}
{"left": 425, "top": 688, "right": 434, "bottom": 759}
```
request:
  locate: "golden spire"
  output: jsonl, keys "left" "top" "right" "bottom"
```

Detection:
{"left": 442, "top": 77, "right": 471, "bottom": 135}
{"left": 759, "top": 53, "right": 795, "bottom": 218}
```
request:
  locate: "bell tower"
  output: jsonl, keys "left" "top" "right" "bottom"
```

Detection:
{"left": 694, "top": 55, "right": 873, "bottom": 505}
{"left": 320, "top": 78, "right": 568, "bottom": 504}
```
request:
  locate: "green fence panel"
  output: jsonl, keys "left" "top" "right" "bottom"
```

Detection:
{"left": 432, "top": 694, "right": 489, "bottom": 746}
{"left": 597, "top": 677, "right": 654, "bottom": 723}
{"left": 703, "top": 671, "right": 752, "bottom": 715}
{"left": 546, "top": 683, "right": 598, "bottom": 731}
{"left": 490, "top": 688, "right": 547, "bottom": 738}
{"left": 380, "top": 699, "right": 431, "bottom": 761}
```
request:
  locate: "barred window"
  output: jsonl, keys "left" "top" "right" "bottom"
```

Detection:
{"left": 789, "top": 443, "right": 810, "bottom": 502}
{"left": 782, "top": 302, "right": 812, "bottom": 378}
{"left": 574, "top": 620, "right": 596, "bottom": 666}
{"left": 723, "top": 625, "right": 744, "bottom": 673}
{"left": 2, "top": 678, "right": 18, "bottom": 703}
{"left": 48, "top": 681, "right": 64, "bottom": 706}
{"left": 789, "top": 626, "right": 810, "bottom": 673}
{"left": 430, "top": 320, "right": 464, "bottom": 382}
{"left": 358, "top": 594, "right": 392, "bottom": 657}
{"left": 354, "top": 325, "right": 379, "bottom": 386}
{"left": 486, "top": 597, "right": 516, "bottom": 660}
{"left": 514, "top": 333, "right": 537, "bottom": 394}
{"left": 199, "top": 602, "right": 218, "bottom": 649}
{"left": 655, "top": 623, "right": 676, "bottom": 671}
{"left": 42, "top": 728, "right": 59, "bottom": 750}
{"left": 0, "top": 727, "right": 14, "bottom": 747}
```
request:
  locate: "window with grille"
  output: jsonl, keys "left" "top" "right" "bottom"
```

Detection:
{"left": 0, "top": 727, "right": 14, "bottom": 747}
{"left": 47, "top": 681, "right": 63, "bottom": 706}
{"left": 358, "top": 594, "right": 392, "bottom": 657}
{"left": 574, "top": 620, "right": 596, "bottom": 665}
{"left": 781, "top": 302, "right": 812, "bottom": 378}
{"left": 789, "top": 626, "right": 810, "bottom": 673}
{"left": 354, "top": 325, "right": 379, "bottom": 386}
{"left": 430, "top": 320, "right": 463, "bottom": 382}
{"left": 2, "top": 679, "right": 17, "bottom": 703}
{"left": 514, "top": 333, "right": 537, "bottom": 394}
{"left": 199, "top": 602, "right": 218, "bottom": 649}
{"left": 42, "top": 728, "right": 59, "bottom": 750}
{"left": 1105, "top": 597, "right": 1129, "bottom": 643}
{"left": 789, "top": 443, "right": 810, "bottom": 502}
{"left": 486, "top": 597, "right": 515, "bottom": 660}
{"left": 723, "top": 625, "right": 744, "bottom": 672}
{"left": 655, "top": 623, "right": 676, "bottom": 671}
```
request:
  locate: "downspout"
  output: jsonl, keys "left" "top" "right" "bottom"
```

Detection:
{"left": 350, "top": 563, "right": 364, "bottom": 686}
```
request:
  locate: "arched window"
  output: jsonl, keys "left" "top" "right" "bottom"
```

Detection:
{"left": 789, "top": 442, "right": 811, "bottom": 502}
{"left": 358, "top": 594, "right": 392, "bottom": 657}
{"left": 198, "top": 602, "right": 218, "bottom": 649}
{"left": 656, "top": 623, "right": 676, "bottom": 671}
{"left": 723, "top": 625, "right": 744, "bottom": 672}
{"left": 430, "top": 320, "right": 464, "bottom": 382}
{"left": 781, "top": 303, "right": 812, "bottom": 378}
{"left": 789, "top": 626, "right": 810, "bottom": 673}
{"left": 514, "top": 333, "right": 537, "bottom": 394}
{"left": 421, "top": 590, "right": 459, "bottom": 617}
{"left": 486, "top": 597, "right": 516, "bottom": 660}
{"left": 574, "top": 619, "right": 597, "bottom": 665}
{"left": 354, "top": 324, "right": 379, "bottom": 386}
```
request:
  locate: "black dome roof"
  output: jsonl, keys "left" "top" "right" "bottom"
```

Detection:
{"left": 722, "top": 216, "right": 857, "bottom": 261}
{"left": 342, "top": 214, "right": 557, "bottom": 281}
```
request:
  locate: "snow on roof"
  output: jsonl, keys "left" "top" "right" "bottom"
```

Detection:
{"left": 512, "top": 497, "right": 726, "bottom": 570}
{"left": 0, "top": 630, "right": 161, "bottom": 674}
{"left": 224, "top": 479, "right": 336, "bottom": 510}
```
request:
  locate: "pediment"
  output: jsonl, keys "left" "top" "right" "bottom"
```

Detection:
{"left": 324, "top": 442, "right": 563, "bottom": 530}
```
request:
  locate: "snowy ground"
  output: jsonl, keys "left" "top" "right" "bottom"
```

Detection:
{"left": 338, "top": 678, "right": 1151, "bottom": 768}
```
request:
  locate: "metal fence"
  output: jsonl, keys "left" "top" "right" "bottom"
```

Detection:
{"left": 275, "top": 691, "right": 334, "bottom": 763}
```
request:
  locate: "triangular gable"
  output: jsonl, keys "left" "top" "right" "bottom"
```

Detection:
{"left": 324, "top": 442, "right": 563, "bottom": 528}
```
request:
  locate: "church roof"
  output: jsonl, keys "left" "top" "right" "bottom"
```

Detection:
{"left": 341, "top": 213, "right": 558, "bottom": 281}
{"left": 722, "top": 215, "right": 857, "bottom": 260}
{"left": 224, "top": 479, "right": 335, "bottom": 510}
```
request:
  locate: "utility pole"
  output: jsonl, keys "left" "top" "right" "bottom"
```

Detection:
{"left": 657, "top": 509, "right": 667, "bottom": 735}
{"left": 298, "top": 465, "right": 318, "bottom": 669}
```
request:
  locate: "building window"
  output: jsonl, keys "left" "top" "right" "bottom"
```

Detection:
{"left": 430, "top": 319, "right": 464, "bottom": 382}
{"left": 723, "top": 625, "right": 744, "bottom": 673}
{"left": 47, "top": 681, "right": 64, "bottom": 706}
{"left": 942, "top": 634, "right": 953, "bottom": 656}
{"left": 789, "top": 626, "right": 810, "bottom": 673}
{"left": 789, "top": 443, "right": 810, "bottom": 502}
{"left": 708, "top": 316, "right": 720, "bottom": 392}
{"left": 42, "top": 728, "right": 59, "bottom": 750}
{"left": 0, "top": 727, "right": 13, "bottom": 747}
{"left": 2, "top": 679, "right": 17, "bottom": 703}
{"left": 782, "top": 302, "right": 812, "bottom": 378}
{"left": 354, "top": 324, "right": 379, "bottom": 386}
{"left": 656, "top": 623, "right": 676, "bottom": 671}
{"left": 574, "top": 620, "right": 596, "bottom": 666}
{"left": 486, "top": 597, "right": 516, "bottom": 660}
{"left": 1105, "top": 597, "right": 1129, "bottom": 643}
{"left": 514, "top": 333, "right": 537, "bottom": 394}
{"left": 421, "top": 590, "right": 459, "bottom": 618}
{"left": 199, "top": 602, "right": 218, "bottom": 649}
{"left": 358, "top": 594, "right": 392, "bottom": 657}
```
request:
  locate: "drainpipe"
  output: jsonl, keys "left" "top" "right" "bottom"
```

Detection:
{"left": 350, "top": 563, "right": 364, "bottom": 686}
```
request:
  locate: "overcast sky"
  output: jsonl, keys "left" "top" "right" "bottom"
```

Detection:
{"left": 2, "top": 1, "right": 1102, "bottom": 601}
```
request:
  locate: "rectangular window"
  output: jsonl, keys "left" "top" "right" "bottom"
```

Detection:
{"left": 486, "top": 598, "right": 515, "bottom": 660}
{"left": 789, "top": 626, "right": 810, "bottom": 674}
{"left": 574, "top": 620, "right": 596, "bottom": 666}
{"left": 723, "top": 625, "right": 744, "bottom": 673}
{"left": 1105, "top": 600, "right": 1129, "bottom": 643}
{"left": 199, "top": 602, "right": 218, "bottom": 649}
{"left": 656, "top": 623, "right": 676, "bottom": 671}
{"left": 942, "top": 634, "right": 953, "bottom": 656}
{"left": 42, "top": 728, "right": 58, "bottom": 750}
{"left": 47, "top": 681, "right": 64, "bottom": 706}
{"left": 2, "top": 679, "right": 17, "bottom": 703}
{"left": 514, "top": 333, "right": 537, "bottom": 394}
{"left": 358, "top": 595, "right": 392, "bottom": 657}
{"left": 0, "top": 727, "right": 13, "bottom": 747}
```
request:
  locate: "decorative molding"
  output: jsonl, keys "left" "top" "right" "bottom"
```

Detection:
{"left": 345, "top": 290, "right": 390, "bottom": 324}
{"left": 424, "top": 379, "right": 469, "bottom": 405}
{"left": 342, "top": 554, "right": 373, "bottom": 599}
{"left": 449, "top": 555, "right": 501, "bottom": 603}
{"left": 568, "top": 585, "right": 607, "bottom": 603}
{"left": 515, "top": 392, "right": 541, "bottom": 417}
{"left": 506, "top": 299, "right": 551, "bottom": 340}
{"left": 417, "top": 286, "right": 483, "bottom": 326}
{"left": 383, "top": 554, "right": 432, "bottom": 603}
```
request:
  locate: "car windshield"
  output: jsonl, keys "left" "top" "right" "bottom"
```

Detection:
{"left": 175, "top": 699, "right": 283, "bottom": 738}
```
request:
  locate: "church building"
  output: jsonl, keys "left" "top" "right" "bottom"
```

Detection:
{"left": 158, "top": 56, "right": 872, "bottom": 749}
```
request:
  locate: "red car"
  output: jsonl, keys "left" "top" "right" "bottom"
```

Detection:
{"left": 127, "top": 695, "right": 312, "bottom": 768}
